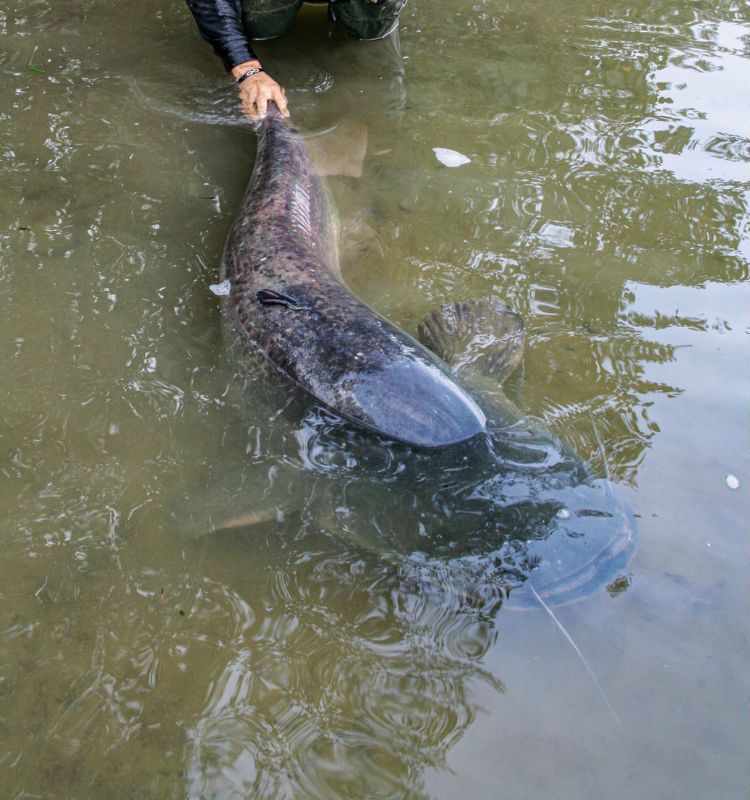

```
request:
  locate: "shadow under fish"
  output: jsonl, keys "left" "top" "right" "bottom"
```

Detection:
{"left": 194, "top": 104, "right": 636, "bottom": 609}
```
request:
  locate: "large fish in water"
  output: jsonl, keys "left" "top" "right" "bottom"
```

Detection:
{"left": 218, "top": 104, "right": 496, "bottom": 448}
{"left": 198, "top": 105, "right": 636, "bottom": 609}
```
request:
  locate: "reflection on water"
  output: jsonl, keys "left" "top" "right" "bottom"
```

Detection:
{"left": 181, "top": 544, "right": 503, "bottom": 798}
{"left": 1, "top": 0, "right": 748, "bottom": 797}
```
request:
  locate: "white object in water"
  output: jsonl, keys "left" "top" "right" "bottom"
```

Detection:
{"left": 433, "top": 147, "right": 471, "bottom": 168}
{"left": 209, "top": 279, "right": 231, "bottom": 296}
{"left": 725, "top": 474, "right": 739, "bottom": 490}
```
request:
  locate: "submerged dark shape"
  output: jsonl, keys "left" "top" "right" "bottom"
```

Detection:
{"left": 295, "top": 415, "right": 637, "bottom": 611}
{"left": 180, "top": 416, "right": 636, "bottom": 610}
{"left": 221, "top": 104, "right": 486, "bottom": 448}
{"left": 394, "top": 466, "right": 637, "bottom": 611}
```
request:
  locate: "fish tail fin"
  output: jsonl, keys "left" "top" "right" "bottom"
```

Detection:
{"left": 416, "top": 297, "right": 525, "bottom": 386}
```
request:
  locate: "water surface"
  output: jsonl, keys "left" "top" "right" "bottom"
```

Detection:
{"left": 1, "top": 1, "right": 748, "bottom": 797}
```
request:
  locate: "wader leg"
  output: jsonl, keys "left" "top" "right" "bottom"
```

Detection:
{"left": 328, "top": 0, "right": 408, "bottom": 41}
{"left": 241, "top": 0, "right": 305, "bottom": 40}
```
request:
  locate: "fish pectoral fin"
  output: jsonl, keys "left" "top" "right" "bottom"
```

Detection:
{"left": 256, "top": 288, "right": 307, "bottom": 311}
{"left": 416, "top": 297, "right": 525, "bottom": 385}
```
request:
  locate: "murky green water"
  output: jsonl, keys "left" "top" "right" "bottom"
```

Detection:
{"left": 1, "top": 1, "right": 748, "bottom": 797}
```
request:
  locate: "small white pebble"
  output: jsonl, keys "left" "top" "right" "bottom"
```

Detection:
{"left": 433, "top": 147, "right": 471, "bottom": 167}
{"left": 725, "top": 474, "right": 739, "bottom": 490}
{"left": 556, "top": 508, "right": 570, "bottom": 519}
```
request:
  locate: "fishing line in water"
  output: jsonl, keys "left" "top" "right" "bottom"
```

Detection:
{"left": 529, "top": 584, "right": 622, "bottom": 728}
{"left": 590, "top": 412, "right": 612, "bottom": 483}
{"left": 527, "top": 410, "right": 622, "bottom": 728}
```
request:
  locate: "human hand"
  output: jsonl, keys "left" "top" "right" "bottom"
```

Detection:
{"left": 231, "top": 60, "right": 289, "bottom": 122}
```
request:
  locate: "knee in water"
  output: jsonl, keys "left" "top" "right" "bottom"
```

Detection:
{"left": 241, "top": 0, "right": 305, "bottom": 40}
{"left": 329, "top": 0, "right": 407, "bottom": 40}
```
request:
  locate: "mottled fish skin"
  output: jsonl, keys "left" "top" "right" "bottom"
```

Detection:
{"left": 221, "top": 105, "right": 486, "bottom": 448}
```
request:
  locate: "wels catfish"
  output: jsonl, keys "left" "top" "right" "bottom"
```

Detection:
{"left": 219, "top": 104, "right": 488, "bottom": 448}
{"left": 197, "top": 106, "right": 636, "bottom": 610}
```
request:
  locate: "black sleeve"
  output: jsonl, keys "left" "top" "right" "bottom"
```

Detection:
{"left": 185, "top": 0, "right": 257, "bottom": 71}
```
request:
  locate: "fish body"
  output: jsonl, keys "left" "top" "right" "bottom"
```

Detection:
{"left": 207, "top": 108, "right": 637, "bottom": 607}
{"left": 221, "top": 106, "right": 486, "bottom": 448}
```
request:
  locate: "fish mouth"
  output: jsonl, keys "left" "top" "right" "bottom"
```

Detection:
{"left": 346, "top": 359, "right": 487, "bottom": 448}
{"left": 503, "top": 504, "right": 637, "bottom": 609}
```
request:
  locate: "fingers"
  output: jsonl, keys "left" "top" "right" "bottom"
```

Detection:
{"left": 276, "top": 87, "right": 289, "bottom": 117}
{"left": 238, "top": 75, "right": 290, "bottom": 122}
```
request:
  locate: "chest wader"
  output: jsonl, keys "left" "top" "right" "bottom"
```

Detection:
{"left": 241, "top": 0, "right": 408, "bottom": 41}
{"left": 329, "top": 0, "right": 407, "bottom": 40}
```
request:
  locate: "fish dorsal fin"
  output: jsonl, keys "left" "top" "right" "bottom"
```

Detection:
{"left": 291, "top": 181, "right": 313, "bottom": 239}
{"left": 417, "top": 297, "right": 524, "bottom": 385}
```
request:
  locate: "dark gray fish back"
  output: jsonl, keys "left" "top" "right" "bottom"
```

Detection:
{"left": 220, "top": 106, "right": 487, "bottom": 448}
{"left": 417, "top": 297, "right": 525, "bottom": 384}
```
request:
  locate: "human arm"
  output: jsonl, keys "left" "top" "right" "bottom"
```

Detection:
{"left": 185, "top": 0, "right": 289, "bottom": 119}
{"left": 231, "top": 60, "right": 289, "bottom": 120}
